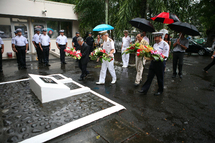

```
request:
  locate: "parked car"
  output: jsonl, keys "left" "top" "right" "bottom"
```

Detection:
{"left": 186, "top": 40, "right": 212, "bottom": 56}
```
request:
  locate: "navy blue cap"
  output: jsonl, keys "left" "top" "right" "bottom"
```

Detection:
{"left": 89, "top": 32, "right": 92, "bottom": 34}
{"left": 35, "top": 28, "right": 40, "bottom": 31}
{"left": 14, "top": 31, "right": 17, "bottom": 34}
{"left": 76, "top": 32, "right": 79, "bottom": 34}
{"left": 42, "top": 28, "right": 47, "bottom": 32}
{"left": 16, "top": 28, "right": 22, "bottom": 32}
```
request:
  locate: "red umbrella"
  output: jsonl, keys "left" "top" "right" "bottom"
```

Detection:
{"left": 151, "top": 12, "right": 180, "bottom": 24}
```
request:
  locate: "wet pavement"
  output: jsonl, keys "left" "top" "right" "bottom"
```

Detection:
{"left": 0, "top": 53, "right": 215, "bottom": 142}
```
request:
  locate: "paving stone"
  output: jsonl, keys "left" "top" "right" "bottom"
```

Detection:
{"left": 92, "top": 118, "right": 136, "bottom": 143}
{"left": 32, "top": 129, "right": 42, "bottom": 133}
{"left": 7, "top": 136, "right": 19, "bottom": 143}
{"left": 7, "top": 129, "right": 14, "bottom": 134}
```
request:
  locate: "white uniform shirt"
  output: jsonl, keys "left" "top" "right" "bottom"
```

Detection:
{"left": 103, "top": 37, "right": 115, "bottom": 54}
{"left": 0, "top": 37, "right": 4, "bottom": 48}
{"left": 56, "top": 35, "right": 68, "bottom": 45}
{"left": 14, "top": 35, "right": 28, "bottom": 46}
{"left": 153, "top": 40, "right": 169, "bottom": 58}
{"left": 39, "top": 34, "right": 50, "bottom": 46}
{"left": 11, "top": 36, "right": 16, "bottom": 45}
{"left": 32, "top": 33, "right": 41, "bottom": 44}
{"left": 143, "top": 36, "right": 149, "bottom": 44}
{"left": 122, "top": 36, "right": 131, "bottom": 48}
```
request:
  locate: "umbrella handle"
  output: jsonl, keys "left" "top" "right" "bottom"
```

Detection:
{"left": 179, "top": 33, "right": 182, "bottom": 39}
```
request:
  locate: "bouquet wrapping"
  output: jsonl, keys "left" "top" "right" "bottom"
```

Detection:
{"left": 64, "top": 47, "right": 82, "bottom": 60}
{"left": 122, "top": 43, "right": 140, "bottom": 54}
{"left": 137, "top": 45, "right": 165, "bottom": 61}
{"left": 90, "top": 48, "right": 113, "bottom": 62}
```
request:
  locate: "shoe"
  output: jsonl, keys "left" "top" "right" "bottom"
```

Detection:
{"left": 23, "top": 67, "right": 27, "bottom": 69}
{"left": 138, "top": 90, "right": 147, "bottom": 95}
{"left": 111, "top": 80, "right": 116, "bottom": 84}
{"left": 78, "top": 78, "right": 84, "bottom": 81}
{"left": 46, "top": 64, "right": 51, "bottom": 66}
{"left": 62, "top": 62, "right": 67, "bottom": 64}
{"left": 179, "top": 75, "right": 183, "bottom": 78}
{"left": 96, "top": 82, "right": 105, "bottom": 85}
{"left": 134, "top": 83, "right": 139, "bottom": 87}
{"left": 203, "top": 69, "right": 208, "bottom": 73}
{"left": 172, "top": 74, "right": 176, "bottom": 78}
{"left": 154, "top": 92, "right": 162, "bottom": 96}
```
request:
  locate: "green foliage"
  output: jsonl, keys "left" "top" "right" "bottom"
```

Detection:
{"left": 48, "top": 0, "right": 213, "bottom": 40}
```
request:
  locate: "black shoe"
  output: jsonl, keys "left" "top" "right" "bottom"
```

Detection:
{"left": 63, "top": 62, "right": 67, "bottom": 64}
{"left": 179, "top": 75, "right": 183, "bottom": 78}
{"left": 23, "top": 67, "right": 27, "bottom": 69}
{"left": 134, "top": 83, "right": 139, "bottom": 87}
{"left": 46, "top": 64, "right": 51, "bottom": 66}
{"left": 172, "top": 74, "right": 176, "bottom": 78}
{"left": 78, "top": 78, "right": 85, "bottom": 81}
{"left": 138, "top": 90, "right": 147, "bottom": 95}
{"left": 154, "top": 92, "right": 162, "bottom": 96}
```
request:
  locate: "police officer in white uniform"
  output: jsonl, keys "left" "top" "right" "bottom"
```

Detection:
{"left": 11, "top": 30, "right": 20, "bottom": 67}
{"left": 14, "top": 29, "right": 28, "bottom": 69}
{"left": 139, "top": 32, "right": 169, "bottom": 96}
{"left": 121, "top": 30, "right": 131, "bottom": 68}
{"left": 39, "top": 28, "right": 51, "bottom": 66}
{"left": 56, "top": 30, "right": 68, "bottom": 64}
{"left": 32, "top": 28, "right": 42, "bottom": 64}
{"left": 96, "top": 30, "right": 117, "bottom": 84}
{"left": 0, "top": 36, "right": 4, "bottom": 72}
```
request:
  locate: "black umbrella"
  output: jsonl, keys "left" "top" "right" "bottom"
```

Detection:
{"left": 129, "top": 18, "right": 155, "bottom": 32}
{"left": 168, "top": 22, "right": 200, "bottom": 36}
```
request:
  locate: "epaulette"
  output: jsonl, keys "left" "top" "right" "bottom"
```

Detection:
{"left": 109, "top": 39, "right": 112, "bottom": 42}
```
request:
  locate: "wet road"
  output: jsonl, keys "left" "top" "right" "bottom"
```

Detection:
{"left": 1, "top": 53, "right": 215, "bottom": 142}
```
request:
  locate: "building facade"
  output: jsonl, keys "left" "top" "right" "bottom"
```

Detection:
{"left": 0, "top": 0, "right": 79, "bottom": 58}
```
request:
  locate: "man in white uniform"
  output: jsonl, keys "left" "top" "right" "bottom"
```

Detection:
{"left": 142, "top": 31, "right": 149, "bottom": 44}
{"left": 139, "top": 32, "right": 169, "bottom": 96}
{"left": 0, "top": 37, "right": 4, "bottom": 72}
{"left": 14, "top": 29, "right": 29, "bottom": 70}
{"left": 96, "top": 30, "right": 117, "bottom": 85}
{"left": 12, "top": 30, "right": 20, "bottom": 67}
{"left": 39, "top": 28, "right": 51, "bottom": 66}
{"left": 121, "top": 30, "right": 131, "bottom": 68}
{"left": 56, "top": 30, "right": 68, "bottom": 64}
{"left": 32, "top": 28, "right": 42, "bottom": 64}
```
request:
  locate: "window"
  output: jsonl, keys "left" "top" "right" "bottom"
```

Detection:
{"left": 47, "top": 21, "right": 59, "bottom": 38}
{"left": 0, "top": 17, "right": 12, "bottom": 38}
{"left": 60, "top": 21, "right": 72, "bottom": 38}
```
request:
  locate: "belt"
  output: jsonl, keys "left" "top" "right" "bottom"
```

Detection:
{"left": 16, "top": 46, "right": 26, "bottom": 48}
{"left": 58, "top": 44, "right": 66, "bottom": 46}
{"left": 35, "top": 43, "right": 39, "bottom": 45}
{"left": 42, "top": 45, "right": 49, "bottom": 47}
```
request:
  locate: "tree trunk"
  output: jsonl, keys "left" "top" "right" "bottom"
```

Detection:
{"left": 206, "top": 26, "right": 215, "bottom": 47}
{"left": 140, "top": 0, "right": 147, "bottom": 18}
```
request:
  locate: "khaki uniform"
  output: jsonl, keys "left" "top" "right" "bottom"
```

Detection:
{"left": 135, "top": 39, "right": 149, "bottom": 84}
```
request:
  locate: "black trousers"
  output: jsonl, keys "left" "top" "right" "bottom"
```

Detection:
{"left": 59, "top": 45, "right": 66, "bottom": 63}
{"left": 35, "top": 44, "right": 43, "bottom": 63}
{"left": 16, "top": 46, "right": 26, "bottom": 68}
{"left": 42, "top": 46, "right": 49, "bottom": 64}
{"left": 173, "top": 52, "right": 185, "bottom": 75}
{"left": 15, "top": 46, "right": 20, "bottom": 67}
{"left": 0, "top": 48, "right": 2, "bottom": 70}
{"left": 141, "top": 61, "right": 165, "bottom": 93}
{"left": 78, "top": 61, "right": 89, "bottom": 78}
{"left": 204, "top": 58, "right": 215, "bottom": 71}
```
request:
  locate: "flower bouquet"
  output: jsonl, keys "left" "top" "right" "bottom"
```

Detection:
{"left": 90, "top": 48, "right": 113, "bottom": 62}
{"left": 137, "top": 45, "right": 165, "bottom": 61}
{"left": 123, "top": 43, "right": 140, "bottom": 54}
{"left": 64, "top": 47, "right": 82, "bottom": 60}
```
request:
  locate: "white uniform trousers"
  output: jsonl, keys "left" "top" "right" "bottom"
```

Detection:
{"left": 99, "top": 59, "right": 117, "bottom": 83}
{"left": 121, "top": 47, "right": 130, "bottom": 67}
{"left": 135, "top": 56, "right": 146, "bottom": 84}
